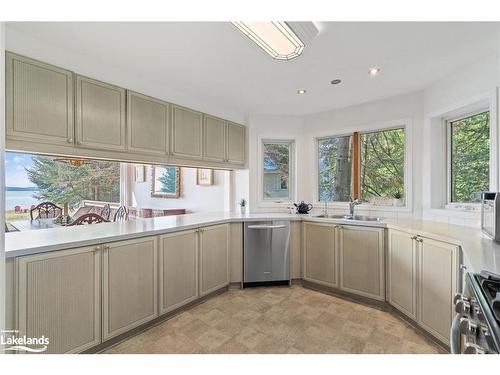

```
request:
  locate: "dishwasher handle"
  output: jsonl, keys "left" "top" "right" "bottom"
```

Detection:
{"left": 247, "top": 224, "right": 287, "bottom": 230}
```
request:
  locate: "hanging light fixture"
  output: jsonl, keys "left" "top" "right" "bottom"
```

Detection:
{"left": 54, "top": 157, "right": 96, "bottom": 167}
{"left": 230, "top": 21, "right": 319, "bottom": 61}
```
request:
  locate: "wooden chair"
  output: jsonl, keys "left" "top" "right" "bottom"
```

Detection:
{"left": 113, "top": 206, "right": 129, "bottom": 222}
{"left": 100, "top": 204, "right": 111, "bottom": 221}
{"left": 30, "top": 202, "right": 63, "bottom": 220}
{"left": 68, "top": 213, "right": 110, "bottom": 226}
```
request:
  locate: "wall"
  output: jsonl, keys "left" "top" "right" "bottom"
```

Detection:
{"left": 422, "top": 53, "right": 500, "bottom": 226}
{"left": 0, "top": 22, "right": 5, "bottom": 352}
{"left": 131, "top": 166, "right": 230, "bottom": 213}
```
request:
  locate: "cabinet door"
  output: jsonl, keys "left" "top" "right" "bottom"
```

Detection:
{"left": 127, "top": 91, "right": 169, "bottom": 155}
{"left": 6, "top": 52, "right": 74, "bottom": 145}
{"left": 76, "top": 75, "right": 126, "bottom": 151}
{"left": 302, "top": 222, "right": 337, "bottom": 288}
{"left": 225, "top": 122, "right": 246, "bottom": 164}
{"left": 203, "top": 114, "right": 226, "bottom": 162}
{"left": 159, "top": 230, "right": 199, "bottom": 315}
{"left": 387, "top": 229, "right": 417, "bottom": 319}
{"left": 16, "top": 246, "right": 101, "bottom": 354}
{"left": 339, "top": 225, "right": 385, "bottom": 301}
{"left": 418, "top": 237, "right": 457, "bottom": 344}
{"left": 171, "top": 105, "right": 203, "bottom": 159}
{"left": 103, "top": 237, "right": 158, "bottom": 340}
{"left": 200, "top": 224, "right": 229, "bottom": 296}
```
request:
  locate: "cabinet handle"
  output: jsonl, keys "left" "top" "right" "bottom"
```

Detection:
{"left": 417, "top": 237, "right": 423, "bottom": 243}
{"left": 103, "top": 245, "right": 110, "bottom": 250}
{"left": 410, "top": 236, "right": 417, "bottom": 240}
{"left": 67, "top": 138, "right": 73, "bottom": 143}
{"left": 94, "top": 245, "right": 101, "bottom": 251}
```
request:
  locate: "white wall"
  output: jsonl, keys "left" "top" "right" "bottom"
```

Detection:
{"left": 302, "top": 92, "right": 424, "bottom": 220}
{"left": 0, "top": 22, "right": 6, "bottom": 352}
{"left": 131, "top": 166, "right": 230, "bottom": 213}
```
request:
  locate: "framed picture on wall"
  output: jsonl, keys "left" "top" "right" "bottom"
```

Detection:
{"left": 151, "top": 166, "right": 181, "bottom": 198}
{"left": 135, "top": 165, "right": 146, "bottom": 182}
{"left": 197, "top": 168, "right": 214, "bottom": 186}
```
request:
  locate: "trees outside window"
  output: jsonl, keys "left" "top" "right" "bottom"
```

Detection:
{"left": 318, "top": 136, "right": 352, "bottom": 202}
{"left": 262, "top": 141, "right": 293, "bottom": 200}
{"left": 449, "top": 111, "right": 490, "bottom": 203}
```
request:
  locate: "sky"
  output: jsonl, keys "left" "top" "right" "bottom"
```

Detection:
{"left": 4, "top": 152, "right": 36, "bottom": 188}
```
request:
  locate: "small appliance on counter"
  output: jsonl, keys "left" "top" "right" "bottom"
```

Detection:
{"left": 294, "top": 201, "right": 313, "bottom": 214}
{"left": 480, "top": 192, "right": 500, "bottom": 241}
{"left": 451, "top": 270, "right": 500, "bottom": 354}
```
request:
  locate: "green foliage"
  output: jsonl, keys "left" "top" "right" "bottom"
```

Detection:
{"left": 360, "top": 128, "right": 405, "bottom": 201}
{"left": 318, "top": 136, "right": 352, "bottom": 201}
{"left": 451, "top": 112, "right": 489, "bottom": 203}
{"left": 263, "top": 143, "right": 290, "bottom": 198}
{"left": 158, "top": 167, "right": 177, "bottom": 193}
{"left": 26, "top": 156, "right": 120, "bottom": 209}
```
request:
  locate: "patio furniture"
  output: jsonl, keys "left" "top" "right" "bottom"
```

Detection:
{"left": 71, "top": 206, "right": 93, "bottom": 220}
{"left": 68, "top": 213, "right": 110, "bottom": 226}
{"left": 30, "top": 202, "right": 63, "bottom": 220}
{"left": 100, "top": 204, "right": 111, "bottom": 220}
{"left": 113, "top": 206, "right": 129, "bottom": 222}
{"left": 14, "top": 205, "right": 21, "bottom": 213}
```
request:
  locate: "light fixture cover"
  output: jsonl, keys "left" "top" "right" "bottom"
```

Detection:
{"left": 231, "top": 21, "right": 317, "bottom": 60}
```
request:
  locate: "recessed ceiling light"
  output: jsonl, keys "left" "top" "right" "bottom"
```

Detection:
{"left": 331, "top": 79, "right": 342, "bottom": 85}
{"left": 231, "top": 21, "right": 317, "bottom": 61}
{"left": 368, "top": 67, "right": 381, "bottom": 76}
{"left": 297, "top": 89, "right": 307, "bottom": 95}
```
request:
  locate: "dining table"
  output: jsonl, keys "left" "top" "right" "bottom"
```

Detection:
{"left": 7, "top": 218, "right": 65, "bottom": 232}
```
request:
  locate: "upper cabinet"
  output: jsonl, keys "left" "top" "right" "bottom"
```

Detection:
{"left": 127, "top": 91, "right": 169, "bottom": 155}
{"left": 203, "top": 115, "right": 226, "bottom": 162}
{"left": 171, "top": 105, "right": 203, "bottom": 159}
{"left": 76, "top": 75, "right": 126, "bottom": 151}
{"left": 6, "top": 52, "right": 74, "bottom": 146}
{"left": 5, "top": 52, "right": 247, "bottom": 168}
{"left": 226, "top": 122, "right": 246, "bottom": 165}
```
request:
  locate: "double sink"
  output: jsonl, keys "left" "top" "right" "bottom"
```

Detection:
{"left": 313, "top": 214, "right": 383, "bottom": 222}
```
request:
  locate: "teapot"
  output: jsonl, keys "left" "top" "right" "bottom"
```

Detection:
{"left": 294, "top": 201, "right": 313, "bottom": 214}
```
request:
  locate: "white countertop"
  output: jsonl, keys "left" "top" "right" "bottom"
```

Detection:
{"left": 5, "top": 212, "right": 500, "bottom": 275}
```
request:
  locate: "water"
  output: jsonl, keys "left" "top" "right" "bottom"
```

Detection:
{"left": 5, "top": 190, "right": 41, "bottom": 211}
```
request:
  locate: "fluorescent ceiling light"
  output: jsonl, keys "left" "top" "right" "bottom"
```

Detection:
{"left": 231, "top": 21, "right": 306, "bottom": 60}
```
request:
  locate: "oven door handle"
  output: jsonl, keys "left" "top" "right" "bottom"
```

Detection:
{"left": 450, "top": 313, "right": 462, "bottom": 354}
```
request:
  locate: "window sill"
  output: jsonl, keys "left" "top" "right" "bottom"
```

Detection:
{"left": 314, "top": 201, "right": 411, "bottom": 212}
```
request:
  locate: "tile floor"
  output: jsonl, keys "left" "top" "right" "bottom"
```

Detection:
{"left": 104, "top": 286, "right": 445, "bottom": 354}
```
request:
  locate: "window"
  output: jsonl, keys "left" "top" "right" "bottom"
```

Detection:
{"left": 317, "top": 135, "right": 353, "bottom": 201}
{"left": 5, "top": 152, "right": 121, "bottom": 222}
{"left": 360, "top": 128, "right": 405, "bottom": 204}
{"left": 262, "top": 140, "right": 294, "bottom": 201}
{"left": 448, "top": 111, "right": 490, "bottom": 203}
{"left": 316, "top": 127, "right": 406, "bottom": 206}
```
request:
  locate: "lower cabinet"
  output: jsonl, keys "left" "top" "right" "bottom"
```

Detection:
{"left": 339, "top": 225, "right": 385, "bottom": 301}
{"left": 302, "top": 222, "right": 337, "bottom": 288}
{"left": 16, "top": 246, "right": 101, "bottom": 354}
{"left": 418, "top": 236, "right": 457, "bottom": 343}
{"left": 102, "top": 237, "right": 158, "bottom": 340}
{"left": 387, "top": 229, "right": 418, "bottom": 320}
{"left": 159, "top": 230, "right": 199, "bottom": 314}
{"left": 200, "top": 224, "right": 230, "bottom": 296}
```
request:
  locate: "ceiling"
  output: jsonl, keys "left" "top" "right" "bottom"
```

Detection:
{"left": 6, "top": 22, "right": 499, "bottom": 116}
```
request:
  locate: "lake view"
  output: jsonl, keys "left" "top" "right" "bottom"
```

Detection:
{"left": 5, "top": 190, "right": 41, "bottom": 210}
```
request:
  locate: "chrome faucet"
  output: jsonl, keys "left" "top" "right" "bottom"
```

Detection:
{"left": 321, "top": 201, "right": 328, "bottom": 217}
{"left": 349, "top": 197, "right": 362, "bottom": 217}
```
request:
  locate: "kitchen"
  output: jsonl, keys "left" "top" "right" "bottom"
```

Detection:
{"left": 1, "top": 3, "right": 500, "bottom": 373}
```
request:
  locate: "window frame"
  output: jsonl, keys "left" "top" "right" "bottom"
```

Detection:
{"left": 445, "top": 108, "right": 490, "bottom": 207}
{"left": 258, "top": 138, "right": 296, "bottom": 207}
{"left": 312, "top": 119, "right": 412, "bottom": 212}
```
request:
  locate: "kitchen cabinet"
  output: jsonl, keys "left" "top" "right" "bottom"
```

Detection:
{"left": 6, "top": 52, "right": 74, "bottom": 146}
{"left": 16, "top": 246, "right": 101, "bottom": 354}
{"left": 418, "top": 236, "right": 458, "bottom": 343}
{"left": 127, "top": 90, "right": 169, "bottom": 155}
{"left": 203, "top": 114, "right": 226, "bottom": 162}
{"left": 302, "top": 222, "right": 337, "bottom": 288}
{"left": 102, "top": 237, "right": 158, "bottom": 340}
{"left": 159, "top": 230, "right": 199, "bottom": 314}
{"left": 226, "top": 121, "right": 246, "bottom": 164}
{"left": 387, "top": 229, "right": 418, "bottom": 319}
{"left": 171, "top": 105, "right": 203, "bottom": 159}
{"left": 76, "top": 75, "right": 126, "bottom": 151}
{"left": 339, "top": 225, "right": 385, "bottom": 301}
{"left": 200, "top": 224, "right": 230, "bottom": 296}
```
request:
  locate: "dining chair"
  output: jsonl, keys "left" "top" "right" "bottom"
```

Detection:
{"left": 68, "top": 213, "right": 110, "bottom": 226}
{"left": 30, "top": 202, "right": 63, "bottom": 220}
{"left": 100, "top": 204, "right": 111, "bottom": 221}
{"left": 113, "top": 206, "right": 129, "bottom": 222}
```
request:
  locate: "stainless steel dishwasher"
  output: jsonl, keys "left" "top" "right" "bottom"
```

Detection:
{"left": 243, "top": 221, "right": 290, "bottom": 287}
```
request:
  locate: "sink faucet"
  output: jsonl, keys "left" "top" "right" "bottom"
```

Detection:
{"left": 321, "top": 201, "right": 328, "bottom": 217}
{"left": 349, "top": 197, "right": 362, "bottom": 216}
